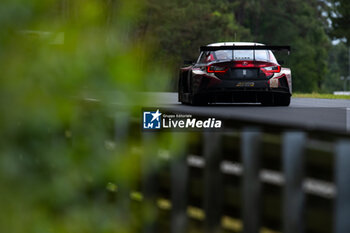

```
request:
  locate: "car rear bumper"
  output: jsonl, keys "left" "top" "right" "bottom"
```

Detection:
{"left": 196, "top": 88, "right": 290, "bottom": 103}
{"left": 193, "top": 75, "right": 291, "bottom": 103}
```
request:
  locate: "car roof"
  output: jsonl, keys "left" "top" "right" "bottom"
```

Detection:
{"left": 207, "top": 42, "right": 265, "bottom": 46}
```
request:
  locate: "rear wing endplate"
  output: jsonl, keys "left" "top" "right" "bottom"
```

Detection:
{"left": 200, "top": 45, "right": 291, "bottom": 54}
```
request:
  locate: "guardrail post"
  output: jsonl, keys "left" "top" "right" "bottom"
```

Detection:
{"left": 203, "top": 132, "right": 223, "bottom": 233}
{"left": 170, "top": 132, "right": 189, "bottom": 233}
{"left": 334, "top": 140, "right": 350, "bottom": 233}
{"left": 114, "top": 112, "right": 131, "bottom": 227}
{"left": 242, "top": 128, "right": 262, "bottom": 233}
{"left": 115, "top": 111, "right": 130, "bottom": 144}
{"left": 282, "top": 132, "right": 306, "bottom": 233}
{"left": 141, "top": 132, "right": 158, "bottom": 233}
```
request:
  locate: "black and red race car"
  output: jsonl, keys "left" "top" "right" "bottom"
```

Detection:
{"left": 178, "top": 42, "right": 292, "bottom": 106}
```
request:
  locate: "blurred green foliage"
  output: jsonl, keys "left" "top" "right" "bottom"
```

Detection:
{"left": 0, "top": 0, "right": 172, "bottom": 232}
{"left": 137, "top": 0, "right": 250, "bottom": 62}
{"left": 322, "top": 42, "right": 349, "bottom": 92}
{"left": 330, "top": 0, "right": 350, "bottom": 45}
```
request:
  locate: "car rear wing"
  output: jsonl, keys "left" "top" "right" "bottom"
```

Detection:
{"left": 200, "top": 45, "right": 291, "bottom": 54}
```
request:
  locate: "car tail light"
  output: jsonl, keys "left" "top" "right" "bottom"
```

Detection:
{"left": 261, "top": 66, "right": 281, "bottom": 73}
{"left": 207, "top": 65, "right": 228, "bottom": 73}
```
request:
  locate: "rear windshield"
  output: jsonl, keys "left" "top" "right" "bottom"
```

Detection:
{"left": 198, "top": 50, "right": 277, "bottom": 64}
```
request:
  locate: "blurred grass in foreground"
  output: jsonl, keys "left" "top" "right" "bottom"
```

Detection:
{"left": 0, "top": 0, "right": 177, "bottom": 232}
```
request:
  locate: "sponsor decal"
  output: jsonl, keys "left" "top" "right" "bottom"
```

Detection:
{"left": 236, "top": 81, "right": 255, "bottom": 87}
{"left": 142, "top": 109, "right": 222, "bottom": 131}
{"left": 270, "top": 78, "right": 279, "bottom": 88}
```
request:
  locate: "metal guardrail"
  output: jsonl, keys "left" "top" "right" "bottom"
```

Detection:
{"left": 147, "top": 130, "right": 350, "bottom": 233}
{"left": 135, "top": 127, "right": 350, "bottom": 233}
{"left": 101, "top": 105, "right": 350, "bottom": 233}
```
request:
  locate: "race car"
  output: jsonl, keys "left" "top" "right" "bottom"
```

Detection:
{"left": 178, "top": 42, "right": 292, "bottom": 106}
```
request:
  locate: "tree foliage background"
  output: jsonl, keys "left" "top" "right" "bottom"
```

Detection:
{"left": 139, "top": 0, "right": 349, "bottom": 93}
{"left": 0, "top": 0, "right": 350, "bottom": 232}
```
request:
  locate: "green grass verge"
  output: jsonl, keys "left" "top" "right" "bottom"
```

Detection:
{"left": 293, "top": 92, "right": 350, "bottom": 99}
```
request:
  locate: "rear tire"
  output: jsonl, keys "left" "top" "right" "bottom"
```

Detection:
{"left": 178, "top": 77, "right": 188, "bottom": 104}
{"left": 261, "top": 94, "right": 290, "bottom": 106}
{"left": 191, "top": 94, "right": 208, "bottom": 106}
{"left": 275, "top": 94, "right": 291, "bottom": 106}
{"left": 261, "top": 95, "right": 274, "bottom": 106}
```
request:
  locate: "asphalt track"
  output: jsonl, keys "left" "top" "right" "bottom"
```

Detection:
{"left": 142, "top": 92, "right": 350, "bottom": 133}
